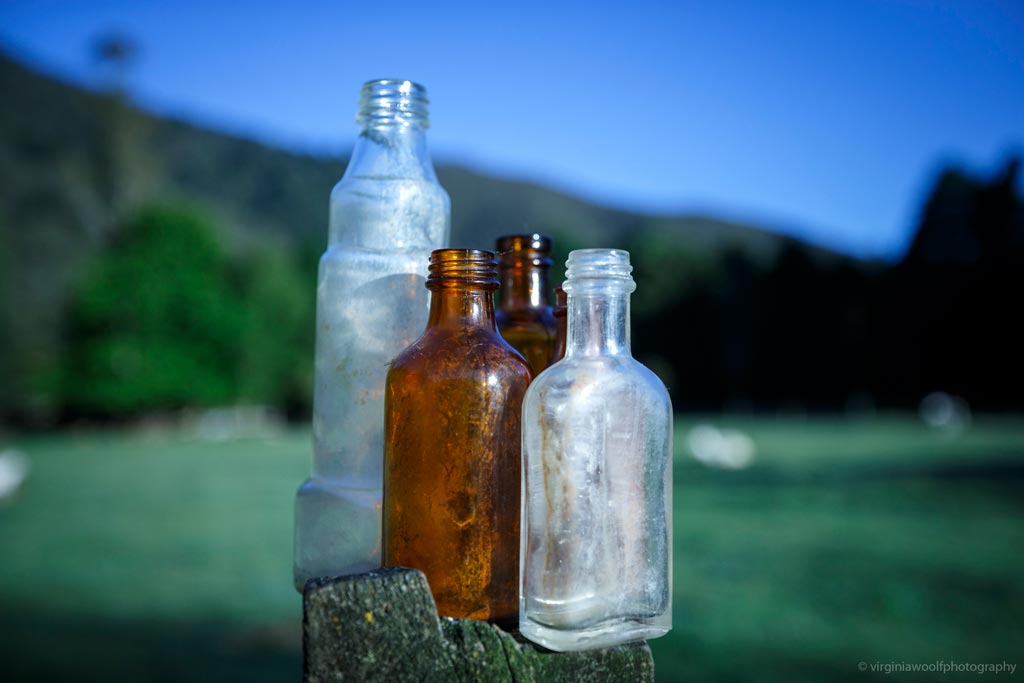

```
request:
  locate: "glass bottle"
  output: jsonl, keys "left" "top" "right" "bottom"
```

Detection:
{"left": 384, "top": 249, "right": 532, "bottom": 626}
{"left": 520, "top": 249, "right": 673, "bottom": 651}
{"left": 495, "top": 234, "right": 557, "bottom": 374}
{"left": 549, "top": 285, "right": 567, "bottom": 364}
{"left": 294, "top": 80, "right": 450, "bottom": 590}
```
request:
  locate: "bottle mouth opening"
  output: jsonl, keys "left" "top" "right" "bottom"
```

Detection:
{"left": 496, "top": 233, "right": 554, "bottom": 267}
{"left": 428, "top": 249, "right": 499, "bottom": 289}
{"left": 563, "top": 249, "right": 636, "bottom": 293}
{"left": 356, "top": 79, "right": 429, "bottom": 130}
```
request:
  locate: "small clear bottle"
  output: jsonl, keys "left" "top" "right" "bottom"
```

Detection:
{"left": 520, "top": 249, "right": 673, "bottom": 651}
{"left": 384, "top": 249, "right": 532, "bottom": 626}
{"left": 495, "top": 234, "right": 557, "bottom": 374}
{"left": 294, "top": 80, "right": 450, "bottom": 590}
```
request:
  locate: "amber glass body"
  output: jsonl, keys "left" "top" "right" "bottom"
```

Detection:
{"left": 383, "top": 249, "right": 532, "bottom": 626}
{"left": 495, "top": 234, "right": 557, "bottom": 374}
{"left": 549, "top": 286, "right": 567, "bottom": 365}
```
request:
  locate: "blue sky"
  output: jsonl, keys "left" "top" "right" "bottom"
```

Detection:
{"left": 2, "top": 0, "right": 1022, "bottom": 259}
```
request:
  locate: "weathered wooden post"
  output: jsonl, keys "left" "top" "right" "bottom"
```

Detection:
{"left": 303, "top": 567, "right": 656, "bottom": 682}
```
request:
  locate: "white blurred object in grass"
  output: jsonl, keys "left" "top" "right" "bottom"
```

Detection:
{"left": 919, "top": 391, "right": 971, "bottom": 434}
{"left": 686, "top": 424, "right": 755, "bottom": 469}
{"left": 0, "top": 449, "right": 30, "bottom": 501}
{"left": 187, "top": 405, "right": 284, "bottom": 441}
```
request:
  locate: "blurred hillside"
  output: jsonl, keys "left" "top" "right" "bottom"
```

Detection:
{"left": 0, "top": 52, "right": 801, "bottom": 421}
{"left": 1, "top": 51, "right": 1022, "bottom": 422}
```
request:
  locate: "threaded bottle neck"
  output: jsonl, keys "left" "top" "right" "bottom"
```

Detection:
{"left": 356, "top": 79, "right": 429, "bottom": 131}
{"left": 427, "top": 249, "right": 498, "bottom": 330}
{"left": 496, "top": 233, "right": 553, "bottom": 268}
{"left": 563, "top": 249, "right": 634, "bottom": 356}
{"left": 563, "top": 249, "right": 635, "bottom": 294}
{"left": 428, "top": 249, "right": 499, "bottom": 290}
{"left": 496, "top": 233, "right": 552, "bottom": 309}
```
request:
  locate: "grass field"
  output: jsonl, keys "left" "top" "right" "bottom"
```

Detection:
{"left": 1, "top": 416, "right": 1022, "bottom": 682}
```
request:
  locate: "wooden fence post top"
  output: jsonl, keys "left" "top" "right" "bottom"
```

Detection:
{"left": 303, "top": 567, "right": 655, "bottom": 683}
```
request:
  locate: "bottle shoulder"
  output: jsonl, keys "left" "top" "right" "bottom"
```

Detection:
{"left": 328, "top": 176, "right": 450, "bottom": 249}
{"left": 390, "top": 326, "right": 532, "bottom": 382}
{"left": 527, "top": 354, "right": 671, "bottom": 407}
{"left": 331, "top": 174, "right": 450, "bottom": 204}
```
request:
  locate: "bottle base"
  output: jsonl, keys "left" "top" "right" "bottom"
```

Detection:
{"left": 293, "top": 478, "right": 381, "bottom": 592}
{"left": 519, "top": 616, "right": 669, "bottom": 652}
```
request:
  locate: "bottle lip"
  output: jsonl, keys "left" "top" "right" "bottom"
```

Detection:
{"left": 496, "top": 233, "right": 553, "bottom": 267}
{"left": 496, "top": 233, "right": 552, "bottom": 253}
{"left": 563, "top": 248, "right": 636, "bottom": 293}
{"left": 363, "top": 78, "right": 426, "bottom": 92}
{"left": 356, "top": 78, "right": 429, "bottom": 130}
{"left": 428, "top": 248, "right": 499, "bottom": 290}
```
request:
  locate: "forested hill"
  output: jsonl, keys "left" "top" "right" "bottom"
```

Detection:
{"left": 0, "top": 49, "right": 813, "bottom": 420}
{"left": 0, "top": 50, "right": 808, "bottom": 257}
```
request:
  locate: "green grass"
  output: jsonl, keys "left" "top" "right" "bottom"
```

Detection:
{"left": 1, "top": 416, "right": 1022, "bottom": 682}
{"left": 655, "top": 415, "right": 1024, "bottom": 682}
{"left": 0, "top": 429, "right": 309, "bottom": 682}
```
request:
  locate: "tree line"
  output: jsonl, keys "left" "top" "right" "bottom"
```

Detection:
{"left": 634, "top": 159, "right": 1023, "bottom": 412}
{"left": 41, "top": 156, "right": 1021, "bottom": 421}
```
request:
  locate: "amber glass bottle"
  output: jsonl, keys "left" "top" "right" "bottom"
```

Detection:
{"left": 549, "top": 286, "right": 567, "bottom": 365}
{"left": 383, "top": 249, "right": 532, "bottom": 625}
{"left": 495, "top": 234, "right": 557, "bottom": 374}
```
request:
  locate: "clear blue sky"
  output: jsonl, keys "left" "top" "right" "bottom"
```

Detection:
{"left": 2, "top": 0, "right": 1022, "bottom": 259}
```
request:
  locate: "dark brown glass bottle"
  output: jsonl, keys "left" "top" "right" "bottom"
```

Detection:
{"left": 495, "top": 234, "right": 557, "bottom": 374}
{"left": 383, "top": 248, "right": 532, "bottom": 625}
{"left": 549, "top": 285, "right": 567, "bottom": 365}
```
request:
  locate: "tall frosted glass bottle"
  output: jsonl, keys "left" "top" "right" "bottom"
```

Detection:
{"left": 520, "top": 249, "right": 672, "bottom": 651}
{"left": 294, "top": 80, "right": 450, "bottom": 590}
{"left": 384, "top": 249, "right": 531, "bottom": 626}
{"left": 495, "top": 234, "right": 557, "bottom": 374}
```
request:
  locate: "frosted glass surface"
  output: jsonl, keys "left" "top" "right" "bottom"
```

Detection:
{"left": 520, "top": 249, "right": 672, "bottom": 650}
{"left": 294, "top": 155, "right": 449, "bottom": 590}
{"left": 521, "top": 357, "right": 672, "bottom": 650}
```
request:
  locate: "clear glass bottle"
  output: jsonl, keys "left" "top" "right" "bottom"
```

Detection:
{"left": 520, "top": 249, "right": 673, "bottom": 651}
{"left": 384, "top": 249, "right": 531, "bottom": 626}
{"left": 294, "top": 79, "right": 450, "bottom": 590}
{"left": 495, "top": 234, "right": 557, "bottom": 374}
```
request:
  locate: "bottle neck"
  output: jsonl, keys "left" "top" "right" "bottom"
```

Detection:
{"left": 428, "top": 287, "right": 498, "bottom": 330}
{"left": 495, "top": 234, "right": 553, "bottom": 311}
{"left": 426, "top": 248, "right": 499, "bottom": 331}
{"left": 566, "top": 289, "right": 631, "bottom": 357}
{"left": 344, "top": 79, "right": 436, "bottom": 182}
{"left": 499, "top": 263, "right": 551, "bottom": 310}
{"left": 345, "top": 126, "right": 435, "bottom": 182}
